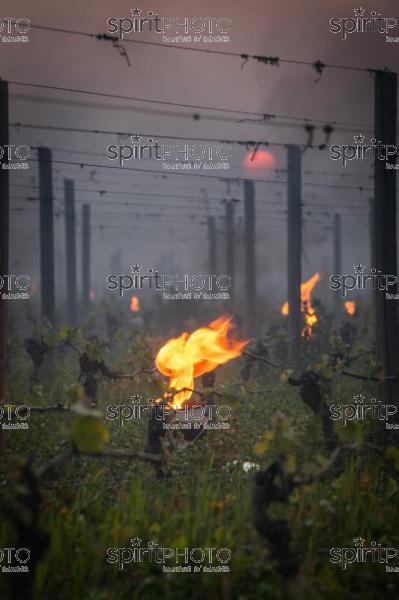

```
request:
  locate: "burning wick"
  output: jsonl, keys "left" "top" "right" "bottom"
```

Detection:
{"left": 130, "top": 295, "right": 140, "bottom": 312}
{"left": 155, "top": 315, "right": 248, "bottom": 409}
{"left": 281, "top": 272, "right": 321, "bottom": 337}
{"left": 345, "top": 300, "right": 356, "bottom": 316}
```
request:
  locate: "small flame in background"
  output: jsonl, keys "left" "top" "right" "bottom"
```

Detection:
{"left": 345, "top": 300, "right": 356, "bottom": 315}
{"left": 281, "top": 272, "right": 321, "bottom": 337}
{"left": 130, "top": 295, "right": 140, "bottom": 312}
{"left": 155, "top": 315, "right": 248, "bottom": 409}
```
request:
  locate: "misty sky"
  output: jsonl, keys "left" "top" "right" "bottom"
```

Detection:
{"left": 3, "top": 0, "right": 399, "bottom": 310}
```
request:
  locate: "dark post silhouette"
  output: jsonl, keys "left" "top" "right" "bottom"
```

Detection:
{"left": 208, "top": 216, "right": 217, "bottom": 274}
{"left": 0, "top": 80, "right": 9, "bottom": 447}
{"left": 39, "top": 147, "right": 55, "bottom": 323}
{"left": 244, "top": 180, "right": 256, "bottom": 335}
{"left": 64, "top": 179, "right": 77, "bottom": 324}
{"left": 373, "top": 70, "right": 398, "bottom": 405}
{"left": 81, "top": 204, "right": 91, "bottom": 317}
{"left": 287, "top": 146, "right": 302, "bottom": 368}
{"left": 333, "top": 213, "right": 341, "bottom": 320}
{"left": 225, "top": 201, "right": 235, "bottom": 308}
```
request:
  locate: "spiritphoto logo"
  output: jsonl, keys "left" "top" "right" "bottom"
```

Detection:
{"left": 329, "top": 394, "right": 398, "bottom": 429}
{"left": 0, "top": 144, "right": 30, "bottom": 170}
{"left": 330, "top": 134, "right": 398, "bottom": 167}
{"left": 107, "top": 8, "right": 231, "bottom": 43}
{"left": 0, "top": 547, "right": 30, "bottom": 573}
{"left": 106, "top": 537, "right": 231, "bottom": 573}
{"left": 0, "top": 18, "right": 30, "bottom": 43}
{"left": 106, "top": 265, "right": 232, "bottom": 298}
{"left": 0, "top": 404, "right": 30, "bottom": 430}
{"left": 330, "top": 264, "right": 397, "bottom": 297}
{"left": 107, "top": 135, "right": 231, "bottom": 171}
{"left": 106, "top": 394, "right": 231, "bottom": 429}
{"left": 0, "top": 274, "right": 31, "bottom": 300}
{"left": 330, "top": 537, "right": 398, "bottom": 572}
{"left": 330, "top": 8, "right": 399, "bottom": 42}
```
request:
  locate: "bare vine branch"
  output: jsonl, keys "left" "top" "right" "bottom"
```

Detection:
{"left": 243, "top": 350, "right": 281, "bottom": 368}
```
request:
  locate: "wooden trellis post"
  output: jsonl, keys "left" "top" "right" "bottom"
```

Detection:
{"left": 208, "top": 216, "right": 217, "bottom": 273}
{"left": 244, "top": 180, "right": 256, "bottom": 336}
{"left": 39, "top": 147, "right": 55, "bottom": 323}
{"left": 225, "top": 201, "right": 235, "bottom": 307}
{"left": 64, "top": 179, "right": 77, "bottom": 324}
{"left": 0, "top": 80, "right": 9, "bottom": 448}
{"left": 373, "top": 70, "right": 398, "bottom": 405}
{"left": 81, "top": 204, "right": 91, "bottom": 317}
{"left": 287, "top": 145, "right": 302, "bottom": 367}
{"left": 333, "top": 213, "right": 341, "bottom": 320}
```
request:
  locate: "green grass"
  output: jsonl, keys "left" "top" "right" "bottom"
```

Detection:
{"left": 1, "top": 326, "right": 398, "bottom": 600}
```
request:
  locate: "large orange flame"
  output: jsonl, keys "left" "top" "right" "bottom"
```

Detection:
{"left": 281, "top": 273, "right": 321, "bottom": 337}
{"left": 130, "top": 295, "right": 140, "bottom": 312}
{"left": 155, "top": 315, "right": 248, "bottom": 409}
{"left": 345, "top": 300, "right": 356, "bottom": 316}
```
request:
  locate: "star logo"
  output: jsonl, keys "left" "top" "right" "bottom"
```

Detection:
{"left": 354, "top": 537, "right": 365, "bottom": 547}
{"left": 131, "top": 264, "right": 142, "bottom": 273}
{"left": 131, "top": 393, "right": 142, "bottom": 404}
{"left": 131, "top": 7, "right": 142, "bottom": 17}
{"left": 131, "top": 537, "right": 142, "bottom": 546}
{"left": 354, "top": 264, "right": 365, "bottom": 274}
{"left": 354, "top": 393, "right": 365, "bottom": 403}
{"left": 354, "top": 7, "right": 365, "bottom": 17}
{"left": 354, "top": 134, "right": 365, "bottom": 144}
{"left": 131, "top": 134, "right": 142, "bottom": 144}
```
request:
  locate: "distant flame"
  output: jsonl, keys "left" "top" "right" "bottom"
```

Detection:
{"left": 281, "top": 273, "right": 321, "bottom": 337}
{"left": 345, "top": 300, "right": 356, "bottom": 315}
{"left": 130, "top": 295, "right": 140, "bottom": 312}
{"left": 155, "top": 315, "right": 248, "bottom": 409}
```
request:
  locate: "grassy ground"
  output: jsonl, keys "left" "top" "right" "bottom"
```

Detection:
{"left": 1, "top": 318, "right": 398, "bottom": 600}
